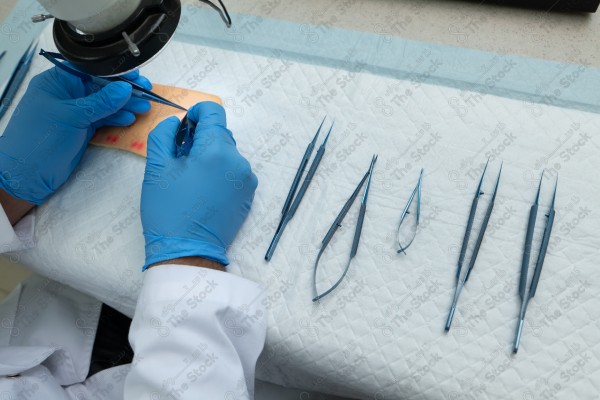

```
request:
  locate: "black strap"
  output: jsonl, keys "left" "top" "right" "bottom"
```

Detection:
{"left": 198, "top": 0, "right": 232, "bottom": 28}
{"left": 88, "top": 304, "right": 134, "bottom": 378}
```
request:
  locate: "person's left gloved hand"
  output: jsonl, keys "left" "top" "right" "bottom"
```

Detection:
{"left": 0, "top": 67, "right": 152, "bottom": 205}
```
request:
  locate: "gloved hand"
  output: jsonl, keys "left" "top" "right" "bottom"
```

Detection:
{"left": 141, "top": 101, "right": 258, "bottom": 268}
{"left": 0, "top": 67, "right": 152, "bottom": 205}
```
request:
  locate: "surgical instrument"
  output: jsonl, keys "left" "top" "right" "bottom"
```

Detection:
{"left": 281, "top": 117, "right": 325, "bottom": 219}
{"left": 312, "top": 155, "right": 377, "bottom": 302}
{"left": 39, "top": 49, "right": 186, "bottom": 111}
{"left": 445, "top": 160, "right": 502, "bottom": 331}
{"left": 397, "top": 168, "right": 424, "bottom": 254}
{"left": 0, "top": 42, "right": 36, "bottom": 121}
{"left": 175, "top": 112, "right": 198, "bottom": 158}
{"left": 513, "top": 171, "right": 557, "bottom": 353}
{"left": 0, "top": 51, "right": 6, "bottom": 63}
{"left": 265, "top": 119, "right": 334, "bottom": 261}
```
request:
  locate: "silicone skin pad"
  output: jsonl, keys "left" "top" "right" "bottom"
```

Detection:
{"left": 92, "top": 83, "right": 221, "bottom": 157}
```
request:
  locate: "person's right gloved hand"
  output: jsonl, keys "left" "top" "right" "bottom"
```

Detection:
{"left": 140, "top": 101, "right": 258, "bottom": 269}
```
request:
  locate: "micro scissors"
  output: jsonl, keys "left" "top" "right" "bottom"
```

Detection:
{"left": 396, "top": 168, "right": 424, "bottom": 254}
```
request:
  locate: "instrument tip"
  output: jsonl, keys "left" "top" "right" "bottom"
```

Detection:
{"left": 549, "top": 174, "right": 558, "bottom": 209}
{"left": 475, "top": 160, "right": 490, "bottom": 197}
{"left": 513, "top": 319, "right": 524, "bottom": 354}
{"left": 321, "top": 121, "right": 334, "bottom": 145}
{"left": 445, "top": 306, "right": 456, "bottom": 331}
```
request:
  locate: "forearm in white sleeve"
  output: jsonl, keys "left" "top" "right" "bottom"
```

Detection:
{"left": 0, "top": 204, "right": 34, "bottom": 253}
{"left": 124, "top": 265, "right": 266, "bottom": 399}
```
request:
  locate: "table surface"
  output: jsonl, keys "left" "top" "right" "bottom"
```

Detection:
{"left": 1, "top": 0, "right": 599, "bottom": 67}
{"left": 0, "top": 0, "right": 598, "bottom": 346}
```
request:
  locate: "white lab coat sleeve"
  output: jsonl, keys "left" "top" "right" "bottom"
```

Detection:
{"left": 124, "top": 265, "right": 267, "bottom": 399}
{"left": 0, "top": 204, "right": 34, "bottom": 253}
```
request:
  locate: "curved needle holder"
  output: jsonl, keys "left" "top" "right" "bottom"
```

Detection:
{"left": 312, "top": 155, "right": 377, "bottom": 302}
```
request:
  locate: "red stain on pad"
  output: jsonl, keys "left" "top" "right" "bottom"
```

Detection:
{"left": 106, "top": 135, "right": 119, "bottom": 144}
{"left": 131, "top": 140, "right": 145, "bottom": 151}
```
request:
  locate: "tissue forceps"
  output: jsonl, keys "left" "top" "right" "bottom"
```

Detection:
{"left": 39, "top": 49, "right": 186, "bottom": 111}
{"left": 0, "top": 42, "right": 36, "bottom": 120}
{"left": 513, "top": 171, "right": 557, "bottom": 353}
{"left": 265, "top": 118, "right": 333, "bottom": 261}
{"left": 397, "top": 168, "right": 424, "bottom": 254}
{"left": 445, "top": 160, "right": 502, "bottom": 331}
{"left": 312, "top": 155, "right": 377, "bottom": 302}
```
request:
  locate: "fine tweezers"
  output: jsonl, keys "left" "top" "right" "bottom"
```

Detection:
{"left": 513, "top": 171, "right": 557, "bottom": 353}
{"left": 39, "top": 49, "right": 186, "bottom": 111}
{"left": 312, "top": 155, "right": 377, "bottom": 302}
{"left": 0, "top": 42, "right": 36, "bottom": 120}
{"left": 265, "top": 118, "right": 334, "bottom": 261}
{"left": 445, "top": 160, "right": 502, "bottom": 331}
{"left": 397, "top": 168, "right": 424, "bottom": 254}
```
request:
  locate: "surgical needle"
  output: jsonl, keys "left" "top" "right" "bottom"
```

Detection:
{"left": 265, "top": 120, "right": 334, "bottom": 261}
{"left": 513, "top": 172, "right": 557, "bottom": 353}
{"left": 445, "top": 160, "right": 502, "bottom": 331}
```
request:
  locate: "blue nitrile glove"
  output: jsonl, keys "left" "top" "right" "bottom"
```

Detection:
{"left": 141, "top": 101, "right": 258, "bottom": 269}
{"left": 0, "top": 67, "right": 152, "bottom": 205}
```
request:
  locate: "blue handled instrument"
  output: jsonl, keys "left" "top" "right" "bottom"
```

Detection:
{"left": 0, "top": 42, "right": 37, "bottom": 120}
{"left": 312, "top": 154, "right": 377, "bottom": 302}
{"left": 396, "top": 168, "right": 424, "bottom": 254}
{"left": 445, "top": 160, "right": 502, "bottom": 331}
{"left": 265, "top": 118, "right": 333, "bottom": 261}
{"left": 513, "top": 171, "right": 557, "bottom": 353}
{"left": 39, "top": 49, "right": 186, "bottom": 112}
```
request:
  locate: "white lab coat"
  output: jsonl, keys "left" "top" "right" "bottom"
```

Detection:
{"left": 0, "top": 206, "right": 267, "bottom": 399}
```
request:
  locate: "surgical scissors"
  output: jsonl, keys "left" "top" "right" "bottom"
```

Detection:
{"left": 312, "top": 155, "right": 377, "bottom": 302}
{"left": 265, "top": 118, "right": 333, "bottom": 261}
{"left": 397, "top": 168, "right": 424, "bottom": 254}
{"left": 513, "top": 171, "right": 557, "bottom": 353}
{"left": 39, "top": 49, "right": 186, "bottom": 111}
{"left": 445, "top": 160, "right": 502, "bottom": 331}
{"left": 0, "top": 42, "right": 36, "bottom": 120}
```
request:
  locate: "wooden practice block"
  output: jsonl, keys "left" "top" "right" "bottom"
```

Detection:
{"left": 92, "top": 83, "right": 222, "bottom": 157}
